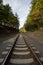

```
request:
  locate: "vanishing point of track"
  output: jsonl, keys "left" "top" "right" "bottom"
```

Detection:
{"left": 0, "top": 34, "right": 43, "bottom": 65}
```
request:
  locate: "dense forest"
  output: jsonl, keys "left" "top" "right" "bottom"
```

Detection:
{"left": 0, "top": 0, "right": 19, "bottom": 33}
{"left": 0, "top": 0, "right": 43, "bottom": 32}
{"left": 24, "top": 0, "right": 43, "bottom": 31}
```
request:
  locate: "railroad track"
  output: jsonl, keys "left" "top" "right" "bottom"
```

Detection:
{"left": 0, "top": 34, "right": 43, "bottom": 65}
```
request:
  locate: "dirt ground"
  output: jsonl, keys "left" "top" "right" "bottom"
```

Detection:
{"left": 27, "top": 29, "right": 43, "bottom": 44}
{"left": 0, "top": 29, "right": 43, "bottom": 44}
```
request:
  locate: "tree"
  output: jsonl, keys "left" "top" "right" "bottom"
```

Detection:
{"left": 0, "top": 0, "right": 2, "bottom": 4}
{"left": 0, "top": 4, "right": 11, "bottom": 25}
{"left": 25, "top": 0, "right": 43, "bottom": 31}
{"left": 0, "top": 0, "right": 19, "bottom": 31}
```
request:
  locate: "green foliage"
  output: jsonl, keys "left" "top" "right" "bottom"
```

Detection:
{"left": 0, "top": 0, "right": 19, "bottom": 30}
{"left": 25, "top": 0, "right": 43, "bottom": 31}
{"left": 20, "top": 26, "right": 26, "bottom": 32}
{"left": 0, "top": 0, "right": 2, "bottom": 4}
{"left": 0, "top": 4, "right": 11, "bottom": 24}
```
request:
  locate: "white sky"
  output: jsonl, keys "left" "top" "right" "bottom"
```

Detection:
{"left": 3, "top": 0, "right": 31, "bottom": 28}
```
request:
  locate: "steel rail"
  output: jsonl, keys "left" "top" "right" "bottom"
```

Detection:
{"left": 23, "top": 35, "right": 42, "bottom": 65}
{"left": 2, "top": 34, "right": 19, "bottom": 65}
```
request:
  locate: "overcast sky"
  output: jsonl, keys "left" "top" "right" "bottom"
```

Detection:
{"left": 3, "top": 0, "right": 31, "bottom": 28}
